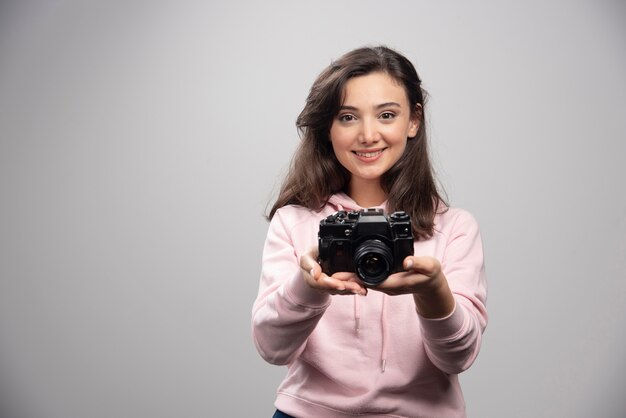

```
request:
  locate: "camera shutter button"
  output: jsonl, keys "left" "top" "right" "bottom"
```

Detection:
{"left": 390, "top": 211, "right": 409, "bottom": 221}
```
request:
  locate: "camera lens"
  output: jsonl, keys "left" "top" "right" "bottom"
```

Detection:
{"left": 354, "top": 239, "right": 393, "bottom": 286}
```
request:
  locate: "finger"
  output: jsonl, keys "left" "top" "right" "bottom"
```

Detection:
{"left": 300, "top": 250, "right": 367, "bottom": 295}
{"left": 403, "top": 256, "right": 440, "bottom": 275}
{"left": 370, "top": 269, "right": 432, "bottom": 296}
{"left": 374, "top": 271, "right": 414, "bottom": 291}
{"left": 322, "top": 276, "right": 345, "bottom": 290}
{"left": 300, "top": 262, "right": 351, "bottom": 294}
{"left": 331, "top": 272, "right": 359, "bottom": 281}
{"left": 300, "top": 252, "right": 319, "bottom": 274}
{"left": 320, "top": 275, "right": 368, "bottom": 295}
{"left": 308, "top": 263, "right": 320, "bottom": 281}
{"left": 331, "top": 272, "right": 368, "bottom": 295}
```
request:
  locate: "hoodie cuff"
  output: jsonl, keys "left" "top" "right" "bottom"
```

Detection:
{"left": 284, "top": 271, "right": 332, "bottom": 309}
{"left": 418, "top": 300, "right": 466, "bottom": 340}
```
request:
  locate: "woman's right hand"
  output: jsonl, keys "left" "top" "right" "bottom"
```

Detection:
{"left": 299, "top": 247, "right": 367, "bottom": 296}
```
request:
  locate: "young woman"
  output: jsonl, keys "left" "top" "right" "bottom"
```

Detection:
{"left": 252, "top": 46, "right": 488, "bottom": 418}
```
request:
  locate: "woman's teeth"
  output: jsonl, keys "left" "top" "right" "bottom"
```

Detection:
{"left": 355, "top": 150, "right": 383, "bottom": 157}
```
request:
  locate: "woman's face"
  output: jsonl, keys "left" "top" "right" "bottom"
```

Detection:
{"left": 329, "top": 71, "right": 419, "bottom": 192}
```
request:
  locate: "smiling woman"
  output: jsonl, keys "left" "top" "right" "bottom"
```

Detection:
{"left": 252, "top": 46, "right": 488, "bottom": 418}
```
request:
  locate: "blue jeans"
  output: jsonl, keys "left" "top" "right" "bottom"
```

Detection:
{"left": 273, "top": 410, "right": 296, "bottom": 418}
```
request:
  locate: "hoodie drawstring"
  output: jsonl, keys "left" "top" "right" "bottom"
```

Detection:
{"left": 354, "top": 295, "right": 360, "bottom": 332}
{"left": 381, "top": 294, "right": 388, "bottom": 372}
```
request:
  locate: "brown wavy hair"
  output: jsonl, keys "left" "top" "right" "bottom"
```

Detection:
{"left": 268, "top": 46, "right": 447, "bottom": 239}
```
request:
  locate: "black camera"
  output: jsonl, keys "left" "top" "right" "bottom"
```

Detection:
{"left": 318, "top": 209, "right": 414, "bottom": 286}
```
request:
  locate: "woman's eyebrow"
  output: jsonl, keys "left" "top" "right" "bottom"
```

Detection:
{"left": 375, "top": 102, "right": 402, "bottom": 109}
{"left": 339, "top": 102, "right": 402, "bottom": 111}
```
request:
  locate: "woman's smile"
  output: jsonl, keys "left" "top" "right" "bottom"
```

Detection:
{"left": 353, "top": 147, "right": 387, "bottom": 161}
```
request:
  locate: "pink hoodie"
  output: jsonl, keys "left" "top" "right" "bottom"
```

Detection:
{"left": 252, "top": 193, "right": 488, "bottom": 418}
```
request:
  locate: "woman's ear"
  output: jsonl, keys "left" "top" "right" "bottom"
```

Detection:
{"left": 408, "top": 120, "right": 419, "bottom": 138}
{"left": 408, "top": 104, "right": 422, "bottom": 138}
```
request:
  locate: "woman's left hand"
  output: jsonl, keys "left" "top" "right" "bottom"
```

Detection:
{"left": 374, "top": 256, "right": 443, "bottom": 295}
{"left": 373, "top": 256, "right": 456, "bottom": 318}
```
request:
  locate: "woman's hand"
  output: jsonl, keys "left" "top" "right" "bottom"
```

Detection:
{"left": 374, "top": 256, "right": 455, "bottom": 318}
{"left": 299, "top": 248, "right": 368, "bottom": 296}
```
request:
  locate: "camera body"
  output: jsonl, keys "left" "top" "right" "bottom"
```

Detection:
{"left": 318, "top": 209, "right": 414, "bottom": 286}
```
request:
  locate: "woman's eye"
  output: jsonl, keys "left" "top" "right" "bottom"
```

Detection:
{"left": 380, "top": 112, "right": 396, "bottom": 120}
{"left": 339, "top": 114, "right": 355, "bottom": 122}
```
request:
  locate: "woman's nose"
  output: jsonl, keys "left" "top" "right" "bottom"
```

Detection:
{"left": 359, "top": 119, "right": 380, "bottom": 144}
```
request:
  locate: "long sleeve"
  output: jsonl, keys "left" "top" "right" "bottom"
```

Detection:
{"left": 251, "top": 209, "right": 331, "bottom": 365}
{"left": 419, "top": 209, "right": 488, "bottom": 374}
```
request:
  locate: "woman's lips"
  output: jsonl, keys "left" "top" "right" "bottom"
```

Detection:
{"left": 353, "top": 148, "right": 385, "bottom": 162}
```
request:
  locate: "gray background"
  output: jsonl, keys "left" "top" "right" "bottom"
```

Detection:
{"left": 1, "top": 1, "right": 625, "bottom": 417}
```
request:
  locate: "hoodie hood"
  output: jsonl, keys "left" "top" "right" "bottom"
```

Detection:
{"left": 327, "top": 192, "right": 388, "bottom": 213}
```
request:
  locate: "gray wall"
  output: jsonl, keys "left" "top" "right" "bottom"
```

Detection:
{"left": 1, "top": 1, "right": 625, "bottom": 417}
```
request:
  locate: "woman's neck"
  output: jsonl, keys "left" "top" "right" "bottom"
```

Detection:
{"left": 348, "top": 178, "right": 387, "bottom": 208}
